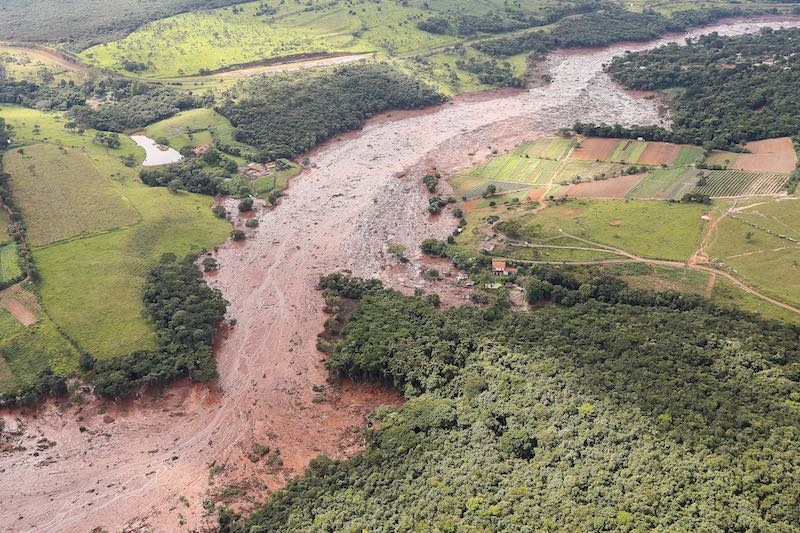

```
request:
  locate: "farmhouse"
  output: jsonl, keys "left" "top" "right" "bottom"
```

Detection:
{"left": 491, "top": 260, "right": 517, "bottom": 276}
{"left": 193, "top": 144, "right": 212, "bottom": 156}
{"left": 241, "top": 162, "right": 274, "bottom": 180}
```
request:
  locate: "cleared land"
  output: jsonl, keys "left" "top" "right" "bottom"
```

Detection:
{"left": 144, "top": 108, "right": 243, "bottom": 152}
{"left": 709, "top": 198, "right": 800, "bottom": 307}
{"left": 3, "top": 144, "right": 141, "bottom": 246}
{"left": 562, "top": 173, "right": 646, "bottom": 198}
{"left": 0, "top": 106, "right": 231, "bottom": 360}
{"left": 0, "top": 285, "right": 74, "bottom": 394}
{"left": 0, "top": 104, "right": 144, "bottom": 161}
{"left": 734, "top": 137, "right": 798, "bottom": 173}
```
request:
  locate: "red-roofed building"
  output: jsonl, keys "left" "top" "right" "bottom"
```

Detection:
{"left": 491, "top": 260, "right": 518, "bottom": 276}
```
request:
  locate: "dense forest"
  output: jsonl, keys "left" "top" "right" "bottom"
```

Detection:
{"left": 0, "top": 0, "right": 250, "bottom": 49}
{"left": 473, "top": 6, "right": 751, "bottom": 57}
{"left": 225, "top": 272, "right": 800, "bottom": 532}
{"left": 579, "top": 27, "right": 800, "bottom": 148}
{"left": 416, "top": 1, "right": 606, "bottom": 37}
{"left": 70, "top": 83, "right": 207, "bottom": 132}
{"left": 219, "top": 63, "right": 444, "bottom": 160}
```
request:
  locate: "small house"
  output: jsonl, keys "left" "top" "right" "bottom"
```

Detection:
{"left": 492, "top": 260, "right": 518, "bottom": 277}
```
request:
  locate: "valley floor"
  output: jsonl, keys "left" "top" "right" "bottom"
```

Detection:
{"left": 1, "top": 19, "right": 799, "bottom": 532}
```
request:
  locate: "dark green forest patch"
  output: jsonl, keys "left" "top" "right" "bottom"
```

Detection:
{"left": 225, "top": 273, "right": 800, "bottom": 532}
{"left": 578, "top": 27, "right": 800, "bottom": 149}
{"left": 219, "top": 63, "right": 445, "bottom": 161}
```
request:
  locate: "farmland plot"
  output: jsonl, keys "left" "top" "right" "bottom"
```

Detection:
{"left": 692, "top": 170, "right": 789, "bottom": 198}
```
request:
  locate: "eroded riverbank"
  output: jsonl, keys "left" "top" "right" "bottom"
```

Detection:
{"left": 1, "top": 19, "right": 798, "bottom": 533}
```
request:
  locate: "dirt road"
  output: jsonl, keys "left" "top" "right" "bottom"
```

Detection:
{"left": 1, "top": 20, "right": 797, "bottom": 533}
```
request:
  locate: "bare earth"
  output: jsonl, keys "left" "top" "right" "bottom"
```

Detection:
{"left": 1, "top": 20, "right": 798, "bottom": 533}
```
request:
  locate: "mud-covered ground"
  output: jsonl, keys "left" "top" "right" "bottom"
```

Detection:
{"left": 1, "top": 20, "right": 797, "bottom": 533}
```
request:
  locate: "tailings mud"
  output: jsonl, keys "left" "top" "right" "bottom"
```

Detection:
{"left": 1, "top": 20, "right": 797, "bottom": 533}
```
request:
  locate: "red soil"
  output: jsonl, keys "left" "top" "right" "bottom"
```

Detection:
{"left": 562, "top": 173, "right": 647, "bottom": 199}
{"left": 638, "top": 142, "right": 681, "bottom": 166}
{"left": 1, "top": 297, "right": 36, "bottom": 326}
{"left": 572, "top": 137, "right": 618, "bottom": 161}
{"left": 733, "top": 137, "right": 798, "bottom": 173}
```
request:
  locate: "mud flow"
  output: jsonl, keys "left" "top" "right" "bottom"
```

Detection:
{"left": 1, "top": 19, "right": 798, "bottom": 533}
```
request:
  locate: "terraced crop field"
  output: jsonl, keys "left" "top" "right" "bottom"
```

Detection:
{"left": 692, "top": 170, "right": 789, "bottom": 198}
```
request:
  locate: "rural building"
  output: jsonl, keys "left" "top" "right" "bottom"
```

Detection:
{"left": 491, "top": 260, "right": 518, "bottom": 276}
{"left": 193, "top": 144, "right": 211, "bottom": 156}
{"left": 241, "top": 162, "right": 275, "bottom": 180}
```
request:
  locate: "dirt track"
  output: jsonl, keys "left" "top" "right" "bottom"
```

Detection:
{"left": 1, "top": 20, "right": 798, "bottom": 533}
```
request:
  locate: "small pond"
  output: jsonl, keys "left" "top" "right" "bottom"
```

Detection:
{"left": 131, "top": 135, "right": 183, "bottom": 166}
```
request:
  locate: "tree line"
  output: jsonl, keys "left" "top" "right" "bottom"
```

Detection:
{"left": 223, "top": 271, "right": 800, "bottom": 532}
{"left": 473, "top": 6, "right": 753, "bottom": 58}
{"left": 218, "top": 62, "right": 445, "bottom": 161}
{"left": 581, "top": 27, "right": 800, "bottom": 149}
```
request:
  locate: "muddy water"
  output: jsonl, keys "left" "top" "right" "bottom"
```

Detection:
{"left": 1, "top": 20, "right": 798, "bottom": 533}
{"left": 131, "top": 135, "right": 183, "bottom": 166}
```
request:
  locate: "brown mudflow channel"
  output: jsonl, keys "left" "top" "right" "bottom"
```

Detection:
{"left": 2, "top": 20, "right": 798, "bottom": 533}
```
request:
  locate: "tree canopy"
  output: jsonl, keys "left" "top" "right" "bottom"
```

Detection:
{"left": 226, "top": 273, "right": 800, "bottom": 532}
{"left": 219, "top": 63, "right": 444, "bottom": 160}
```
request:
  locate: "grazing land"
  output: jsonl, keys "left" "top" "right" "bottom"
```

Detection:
{"left": 3, "top": 144, "right": 140, "bottom": 246}
{"left": 79, "top": 1, "right": 458, "bottom": 78}
{"left": 0, "top": 244, "right": 22, "bottom": 284}
{"left": 144, "top": 108, "right": 242, "bottom": 152}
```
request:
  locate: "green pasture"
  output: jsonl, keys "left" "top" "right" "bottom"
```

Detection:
{"left": 709, "top": 199, "right": 800, "bottom": 308}
{"left": 0, "top": 46, "right": 86, "bottom": 85}
{"left": 0, "top": 287, "right": 79, "bottom": 395}
{"left": 33, "top": 158, "right": 231, "bottom": 358}
{"left": 79, "top": 1, "right": 458, "bottom": 78}
{"left": 0, "top": 244, "right": 23, "bottom": 283}
{"left": 144, "top": 108, "right": 243, "bottom": 152}
{"left": 3, "top": 144, "right": 141, "bottom": 246}
{"left": 0, "top": 104, "right": 144, "bottom": 161}
{"left": 609, "top": 139, "right": 647, "bottom": 164}
{"left": 0, "top": 106, "right": 231, "bottom": 360}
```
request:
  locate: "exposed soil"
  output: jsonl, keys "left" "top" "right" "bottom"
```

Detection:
{"left": 638, "top": 141, "right": 682, "bottom": 166}
{"left": 209, "top": 53, "right": 374, "bottom": 80}
{"left": 1, "top": 19, "right": 798, "bottom": 533}
{"left": 572, "top": 137, "right": 619, "bottom": 161}
{"left": 1, "top": 297, "right": 36, "bottom": 326}
{"left": 733, "top": 137, "right": 798, "bottom": 173}
{"left": 563, "top": 173, "right": 647, "bottom": 199}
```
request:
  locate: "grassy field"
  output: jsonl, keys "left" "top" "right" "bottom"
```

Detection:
{"left": 144, "top": 108, "right": 242, "bottom": 151}
{"left": 0, "top": 244, "right": 23, "bottom": 284}
{"left": 33, "top": 154, "right": 231, "bottom": 358}
{"left": 0, "top": 105, "right": 144, "bottom": 161}
{"left": 0, "top": 107, "right": 231, "bottom": 363}
{"left": 709, "top": 198, "right": 800, "bottom": 308}
{"left": 0, "top": 285, "right": 79, "bottom": 394}
{"left": 0, "top": 46, "right": 87, "bottom": 85}
{"left": 3, "top": 144, "right": 141, "bottom": 246}
{"left": 79, "top": 1, "right": 458, "bottom": 78}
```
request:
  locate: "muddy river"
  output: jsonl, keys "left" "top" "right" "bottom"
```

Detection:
{"left": 1, "top": 19, "right": 798, "bottom": 533}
